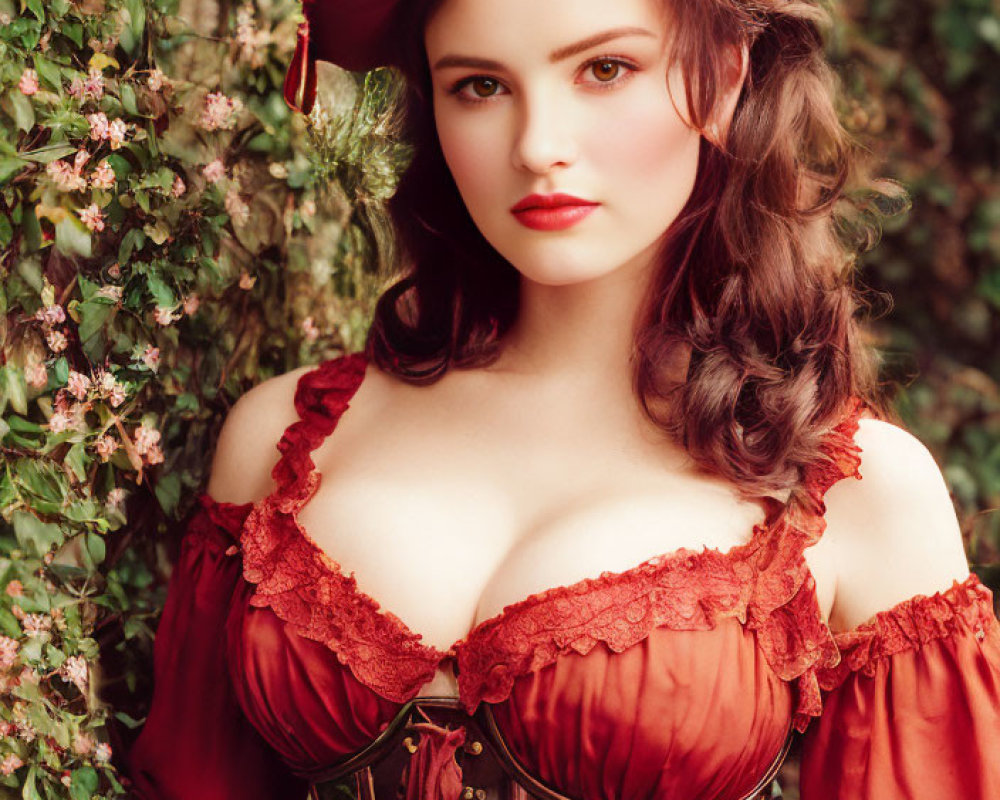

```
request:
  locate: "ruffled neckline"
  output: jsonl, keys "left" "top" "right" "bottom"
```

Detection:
{"left": 217, "top": 353, "right": 869, "bottom": 728}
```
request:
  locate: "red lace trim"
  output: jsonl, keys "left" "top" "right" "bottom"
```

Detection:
{"left": 815, "top": 573, "right": 998, "bottom": 691}
{"left": 228, "top": 352, "right": 870, "bottom": 726}
{"left": 454, "top": 398, "right": 866, "bottom": 730}
{"left": 238, "top": 354, "right": 447, "bottom": 703}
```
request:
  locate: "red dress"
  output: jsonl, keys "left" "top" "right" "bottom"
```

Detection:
{"left": 125, "top": 353, "right": 1000, "bottom": 800}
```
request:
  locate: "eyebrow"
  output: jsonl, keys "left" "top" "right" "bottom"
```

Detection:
{"left": 431, "top": 26, "right": 657, "bottom": 72}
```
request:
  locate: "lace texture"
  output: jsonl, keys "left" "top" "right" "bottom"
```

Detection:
{"left": 239, "top": 353, "right": 447, "bottom": 703}
{"left": 454, "top": 400, "right": 865, "bottom": 729}
{"left": 227, "top": 353, "right": 869, "bottom": 728}
{"left": 815, "top": 573, "right": 998, "bottom": 691}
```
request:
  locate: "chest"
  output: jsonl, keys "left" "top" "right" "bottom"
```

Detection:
{"left": 291, "top": 371, "right": 837, "bottom": 663}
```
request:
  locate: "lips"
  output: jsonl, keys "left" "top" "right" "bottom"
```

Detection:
{"left": 510, "top": 193, "right": 599, "bottom": 231}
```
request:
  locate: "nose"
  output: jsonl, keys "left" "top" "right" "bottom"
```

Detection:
{"left": 510, "top": 95, "right": 577, "bottom": 174}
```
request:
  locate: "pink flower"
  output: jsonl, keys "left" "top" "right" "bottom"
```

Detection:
{"left": 141, "top": 344, "right": 160, "bottom": 371}
{"left": 301, "top": 316, "right": 319, "bottom": 342}
{"left": 171, "top": 174, "right": 186, "bottom": 197}
{"left": 91, "top": 159, "right": 116, "bottom": 189}
{"left": 19, "top": 68, "right": 39, "bottom": 96}
{"left": 153, "top": 306, "right": 178, "bottom": 326}
{"left": 96, "top": 284, "right": 123, "bottom": 301}
{"left": 22, "top": 613, "right": 52, "bottom": 636}
{"left": 202, "top": 158, "right": 225, "bottom": 184}
{"left": 47, "top": 411, "right": 72, "bottom": 433}
{"left": 108, "top": 118, "right": 128, "bottom": 149}
{"left": 108, "top": 262, "right": 121, "bottom": 278}
{"left": 67, "top": 370, "right": 92, "bottom": 400}
{"left": 83, "top": 66, "right": 104, "bottom": 100}
{"left": 46, "top": 159, "right": 87, "bottom": 192}
{"left": 182, "top": 293, "right": 200, "bottom": 315}
{"left": 147, "top": 68, "right": 166, "bottom": 92}
{"left": 26, "top": 362, "right": 48, "bottom": 389}
{"left": 0, "top": 636, "right": 18, "bottom": 670}
{"left": 4, "top": 580, "right": 22, "bottom": 597}
{"left": 94, "top": 435, "right": 118, "bottom": 462}
{"left": 60, "top": 654, "right": 89, "bottom": 692}
{"left": 225, "top": 185, "right": 250, "bottom": 225}
{"left": 68, "top": 76, "right": 85, "bottom": 98}
{"left": 109, "top": 382, "right": 127, "bottom": 407}
{"left": 46, "top": 329, "right": 68, "bottom": 353}
{"left": 145, "top": 443, "right": 164, "bottom": 465}
{"left": 199, "top": 91, "right": 242, "bottom": 132}
{"left": 0, "top": 754, "right": 23, "bottom": 776}
{"left": 239, "top": 270, "right": 256, "bottom": 290}
{"left": 133, "top": 423, "right": 161, "bottom": 455}
{"left": 106, "top": 487, "right": 127, "bottom": 510}
{"left": 94, "top": 742, "right": 112, "bottom": 764}
{"left": 96, "top": 370, "right": 116, "bottom": 394}
{"left": 78, "top": 203, "right": 105, "bottom": 232}
{"left": 72, "top": 733, "right": 95, "bottom": 755}
{"left": 35, "top": 303, "right": 66, "bottom": 326}
{"left": 87, "top": 111, "right": 110, "bottom": 141}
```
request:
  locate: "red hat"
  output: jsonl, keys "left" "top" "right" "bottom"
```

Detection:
{"left": 283, "top": 0, "right": 403, "bottom": 114}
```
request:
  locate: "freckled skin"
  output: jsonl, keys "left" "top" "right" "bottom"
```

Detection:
{"left": 425, "top": 0, "right": 703, "bottom": 288}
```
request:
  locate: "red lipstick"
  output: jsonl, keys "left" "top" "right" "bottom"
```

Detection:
{"left": 510, "top": 193, "right": 599, "bottom": 231}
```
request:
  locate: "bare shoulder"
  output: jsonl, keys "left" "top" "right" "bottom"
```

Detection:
{"left": 205, "top": 363, "right": 318, "bottom": 505}
{"left": 824, "top": 416, "right": 971, "bottom": 632}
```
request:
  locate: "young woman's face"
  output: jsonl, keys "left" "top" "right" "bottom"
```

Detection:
{"left": 425, "top": 0, "right": 700, "bottom": 287}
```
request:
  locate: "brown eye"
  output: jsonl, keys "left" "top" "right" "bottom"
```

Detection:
{"left": 591, "top": 61, "right": 620, "bottom": 82}
{"left": 471, "top": 78, "right": 499, "bottom": 97}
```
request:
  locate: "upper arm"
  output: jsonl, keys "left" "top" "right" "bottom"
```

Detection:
{"left": 205, "top": 364, "right": 316, "bottom": 506}
{"left": 824, "top": 417, "right": 971, "bottom": 633}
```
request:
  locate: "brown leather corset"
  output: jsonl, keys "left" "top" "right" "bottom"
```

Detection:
{"left": 307, "top": 697, "right": 792, "bottom": 800}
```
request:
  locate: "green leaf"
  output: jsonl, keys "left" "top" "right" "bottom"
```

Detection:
{"left": 24, "top": 0, "right": 43, "bottom": 22}
{"left": 63, "top": 21, "right": 83, "bottom": 48}
{"left": 154, "top": 472, "right": 181, "bottom": 516}
{"left": 119, "top": 227, "right": 146, "bottom": 265}
{"left": 0, "top": 213, "right": 11, "bottom": 247}
{"left": 69, "top": 767, "right": 98, "bottom": 800}
{"left": 33, "top": 56, "right": 61, "bottom": 91}
{"left": 64, "top": 442, "right": 88, "bottom": 482}
{"left": 20, "top": 143, "right": 76, "bottom": 164}
{"left": 85, "top": 532, "right": 105, "bottom": 567}
{"left": 121, "top": 83, "right": 139, "bottom": 116}
{"left": 21, "top": 204, "right": 41, "bottom": 252}
{"left": 22, "top": 765, "right": 43, "bottom": 800}
{"left": 55, "top": 213, "right": 92, "bottom": 258}
{"left": 0, "top": 156, "right": 27, "bottom": 185}
{"left": 0, "top": 608, "right": 21, "bottom": 638}
{"left": 146, "top": 272, "right": 176, "bottom": 307}
{"left": 12, "top": 511, "right": 65, "bottom": 558}
{"left": 77, "top": 299, "right": 114, "bottom": 343}
{"left": 1, "top": 364, "right": 28, "bottom": 415}
{"left": 8, "top": 90, "right": 35, "bottom": 133}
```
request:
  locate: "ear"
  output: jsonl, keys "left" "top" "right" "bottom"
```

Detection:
{"left": 706, "top": 41, "right": 750, "bottom": 146}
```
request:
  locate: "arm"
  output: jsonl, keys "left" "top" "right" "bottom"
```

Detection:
{"left": 800, "top": 418, "right": 1000, "bottom": 799}
{"left": 126, "top": 367, "right": 314, "bottom": 799}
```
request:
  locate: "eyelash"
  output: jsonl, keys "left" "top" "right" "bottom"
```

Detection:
{"left": 446, "top": 55, "right": 640, "bottom": 106}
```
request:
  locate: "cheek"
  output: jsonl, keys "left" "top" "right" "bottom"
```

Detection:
{"left": 436, "top": 113, "right": 502, "bottom": 206}
{"left": 584, "top": 92, "right": 700, "bottom": 211}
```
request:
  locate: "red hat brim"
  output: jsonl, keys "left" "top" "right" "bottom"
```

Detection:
{"left": 283, "top": 0, "right": 401, "bottom": 114}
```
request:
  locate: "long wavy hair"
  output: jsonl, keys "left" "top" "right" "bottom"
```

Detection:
{"left": 364, "top": 0, "right": 900, "bottom": 496}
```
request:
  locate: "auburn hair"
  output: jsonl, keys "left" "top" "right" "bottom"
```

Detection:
{"left": 364, "top": 0, "right": 898, "bottom": 496}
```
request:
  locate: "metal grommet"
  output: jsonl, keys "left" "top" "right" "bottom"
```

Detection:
{"left": 474, "top": 790, "right": 486, "bottom": 800}
{"left": 466, "top": 740, "right": 483, "bottom": 756}
{"left": 462, "top": 787, "right": 474, "bottom": 800}
{"left": 975, "top": 627, "right": 986, "bottom": 642}
{"left": 402, "top": 736, "right": 418, "bottom": 754}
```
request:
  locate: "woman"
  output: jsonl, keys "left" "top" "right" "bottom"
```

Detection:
{"left": 125, "top": 0, "right": 1000, "bottom": 798}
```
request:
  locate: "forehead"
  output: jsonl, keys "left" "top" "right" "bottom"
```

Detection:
{"left": 424, "top": 0, "right": 670, "bottom": 57}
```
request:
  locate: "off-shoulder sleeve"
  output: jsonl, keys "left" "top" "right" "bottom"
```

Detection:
{"left": 799, "top": 574, "right": 1000, "bottom": 799}
{"left": 126, "top": 493, "right": 308, "bottom": 800}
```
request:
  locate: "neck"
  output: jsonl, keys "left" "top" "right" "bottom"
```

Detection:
{"left": 490, "top": 246, "right": 662, "bottom": 399}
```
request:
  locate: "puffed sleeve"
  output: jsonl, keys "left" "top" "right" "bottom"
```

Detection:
{"left": 799, "top": 574, "right": 1000, "bottom": 799}
{"left": 126, "top": 493, "right": 308, "bottom": 800}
